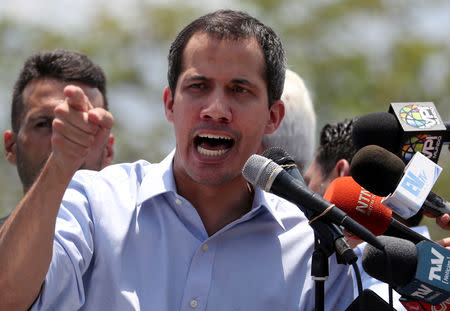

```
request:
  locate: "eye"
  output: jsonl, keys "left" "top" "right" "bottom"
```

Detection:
{"left": 35, "top": 120, "right": 52, "bottom": 129}
{"left": 189, "top": 82, "right": 206, "bottom": 89}
{"left": 231, "top": 85, "right": 248, "bottom": 93}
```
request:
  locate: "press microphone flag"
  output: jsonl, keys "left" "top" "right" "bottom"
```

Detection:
{"left": 400, "top": 241, "right": 450, "bottom": 305}
{"left": 350, "top": 145, "right": 450, "bottom": 219}
{"left": 382, "top": 151, "right": 442, "bottom": 219}
{"left": 389, "top": 102, "right": 447, "bottom": 164}
{"left": 363, "top": 236, "right": 450, "bottom": 305}
{"left": 352, "top": 103, "right": 448, "bottom": 164}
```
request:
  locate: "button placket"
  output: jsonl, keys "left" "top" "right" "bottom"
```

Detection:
{"left": 179, "top": 240, "right": 217, "bottom": 311}
{"left": 189, "top": 299, "right": 198, "bottom": 308}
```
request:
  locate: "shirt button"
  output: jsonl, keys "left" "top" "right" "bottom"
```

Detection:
{"left": 190, "top": 299, "right": 198, "bottom": 308}
{"left": 202, "top": 243, "right": 209, "bottom": 252}
{"left": 175, "top": 198, "right": 182, "bottom": 205}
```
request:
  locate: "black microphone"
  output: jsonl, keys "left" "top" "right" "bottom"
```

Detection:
{"left": 262, "top": 146, "right": 305, "bottom": 184}
{"left": 362, "top": 235, "right": 450, "bottom": 305}
{"left": 262, "top": 147, "right": 357, "bottom": 263}
{"left": 242, "top": 154, "right": 384, "bottom": 250}
{"left": 262, "top": 147, "right": 313, "bottom": 219}
{"left": 352, "top": 104, "right": 448, "bottom": 164}
{"left": 350, "top": 144, "right": 450, "bottom": 218}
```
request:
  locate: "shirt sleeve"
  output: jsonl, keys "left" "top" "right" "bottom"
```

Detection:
{"left": 30, "top": 172, "right": 95, "bottom": 311}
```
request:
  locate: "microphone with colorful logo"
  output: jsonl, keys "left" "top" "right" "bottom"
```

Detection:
{"left": 352, "top": 102, "right": 449, "bottom": 164}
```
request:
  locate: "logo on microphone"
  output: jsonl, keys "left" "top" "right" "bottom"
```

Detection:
{"left": 400, "top": 297, "right": 450, "bottom": 311}
{"left": 410, "top": 284, "right": 435, "bottom": 300}
{"left": 429, "top": 247, "right": 445, "bottom": 282}
{"left": 401, "top": 134, "right": 443, "bottom": 161}
{"left": 401, "top": 170, "right": 427, "bottom": 197}
{"left": 356, "top": 188, "right": 376, "bottom": 215}
{"left": 398, "top": 241, "right": 450, "bottom": 305}
{"left": 399, "top": 105, "right": 441, "bottom": 129}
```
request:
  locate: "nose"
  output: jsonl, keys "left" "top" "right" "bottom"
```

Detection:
{"left": 200, "top": 90, "right": 232, "bottom": 123}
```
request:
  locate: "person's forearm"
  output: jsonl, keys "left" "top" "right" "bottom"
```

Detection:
{"left": 0, "top": 154, "right": 74, "bottom": 310}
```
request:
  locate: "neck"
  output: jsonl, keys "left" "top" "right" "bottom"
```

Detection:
{"left": 176, "top": 176, "right": 254, "bottom": 236}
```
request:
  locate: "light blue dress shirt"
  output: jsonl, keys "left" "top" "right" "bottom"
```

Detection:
{"left": 31, "top": 151, "right": 354, "bottom": 311}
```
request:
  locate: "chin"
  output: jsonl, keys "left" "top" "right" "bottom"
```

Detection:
{"left": 190, "top": 170, "right": 236, "bottom": 187}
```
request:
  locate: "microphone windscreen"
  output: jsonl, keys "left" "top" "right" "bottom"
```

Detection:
{"left": 352, "top": 112, "right": 402, "bottom": 153}
{"left": 362, "top": 235, "right": 417, "bottom": 286}
{"left": 350, "top": 145, "right": 406, "bottom": 197}
{"left": 324, "top": 176, "right": 392, "bottom": 236}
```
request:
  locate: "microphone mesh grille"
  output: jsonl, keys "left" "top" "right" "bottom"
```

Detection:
{"left": 242, "top": 154, "right": 280, "bottom": 191}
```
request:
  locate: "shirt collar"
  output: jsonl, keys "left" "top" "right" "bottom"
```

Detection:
{"left": 251, "top": 186, "right": 287, "bottom": 231}
{"left": 137, "top": 149, "right": 286, "bottom": 231}
{"left": 137, "top": 149, "right": 177, "bottom": 205}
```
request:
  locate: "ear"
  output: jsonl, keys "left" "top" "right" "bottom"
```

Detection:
{"left": 322, "top": 159, "right": 350, "bottom": 187}
{"left": 4, "top": 130, "right": 17, "bottom": 165}
{"left": 163, "top": 86, "right": 175, "bottom": 123}
{"left": 264, "top": 100, "right": 285, "bottom": 134}
{"left": 101, "top": 134, "right": 115, "bottom": 168}
{"left": 334, "top": 159, "right": 351, "bottom": 177}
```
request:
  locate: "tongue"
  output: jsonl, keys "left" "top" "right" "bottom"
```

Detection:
{"left": 199, "top": 140, "right": 229, "bottom": 151}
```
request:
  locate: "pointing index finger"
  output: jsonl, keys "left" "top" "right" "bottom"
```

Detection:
{"left": 64, "top": 85, "right": 93, "bottom": 112}
{"left": 88, "top": 108, "right": 114, "bottom": 130}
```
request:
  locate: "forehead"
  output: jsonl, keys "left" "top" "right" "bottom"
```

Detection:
{"left": 180, "top": 32, "right": 266, "bottom": 82}
{"left": 22, "top": 77, "right": 104, "bottom": 111}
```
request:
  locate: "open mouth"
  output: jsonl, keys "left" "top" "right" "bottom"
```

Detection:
{"left": 194, "top": 133, "right": 234, "bottom": 157}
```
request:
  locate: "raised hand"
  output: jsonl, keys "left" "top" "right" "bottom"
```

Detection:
{"left": 51, "top": 85, "right": 114, "bottom": 176}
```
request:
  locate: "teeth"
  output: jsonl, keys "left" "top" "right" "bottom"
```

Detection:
{"left": 197, "top": 146, "right": 229, "bottom": 156}
{"left": 198, "top": 133, "right": 232, "bottom": 140}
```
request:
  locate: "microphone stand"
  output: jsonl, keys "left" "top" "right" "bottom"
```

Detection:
{"left": 257, "top": 150, "right": 358, "bottom": 309}
{"left": 308, "top": 220, "right": 357, "bottom": 311}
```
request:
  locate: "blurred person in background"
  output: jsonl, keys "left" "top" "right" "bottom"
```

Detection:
{"left": 1, "top": 49, "right": 114, "bottom": 227}
{"left": 260, "top": 68, "right": 316, "bottom": 173}
{"left": 304, "top": 119, "right": 356, "bottom": 195}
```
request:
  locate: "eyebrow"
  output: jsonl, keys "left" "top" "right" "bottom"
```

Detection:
{"left": 27, "top": 114, "right": 53, "bottom": 123}
{"left": 230, "top": 78, "right": 258, "bottom": 89}
{"left": 183, "top": 74, "right": 208, "bottom": 83}
{"left": 183, "top": 75, "right": 258, "bottom": 89}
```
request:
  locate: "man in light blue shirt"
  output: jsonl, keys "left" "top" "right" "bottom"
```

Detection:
{"left": 0, "top": 10, "right": 354, "bottom": 310}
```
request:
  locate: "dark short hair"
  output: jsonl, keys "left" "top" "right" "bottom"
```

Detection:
{"left": 316, "top": 119, "right": 357, "bottom": 178}
{"left": 167, "top": 9, "right": 286, "bottom": 107}
{"left": 11, "top": 49, "right": 108, "bottom": 133}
